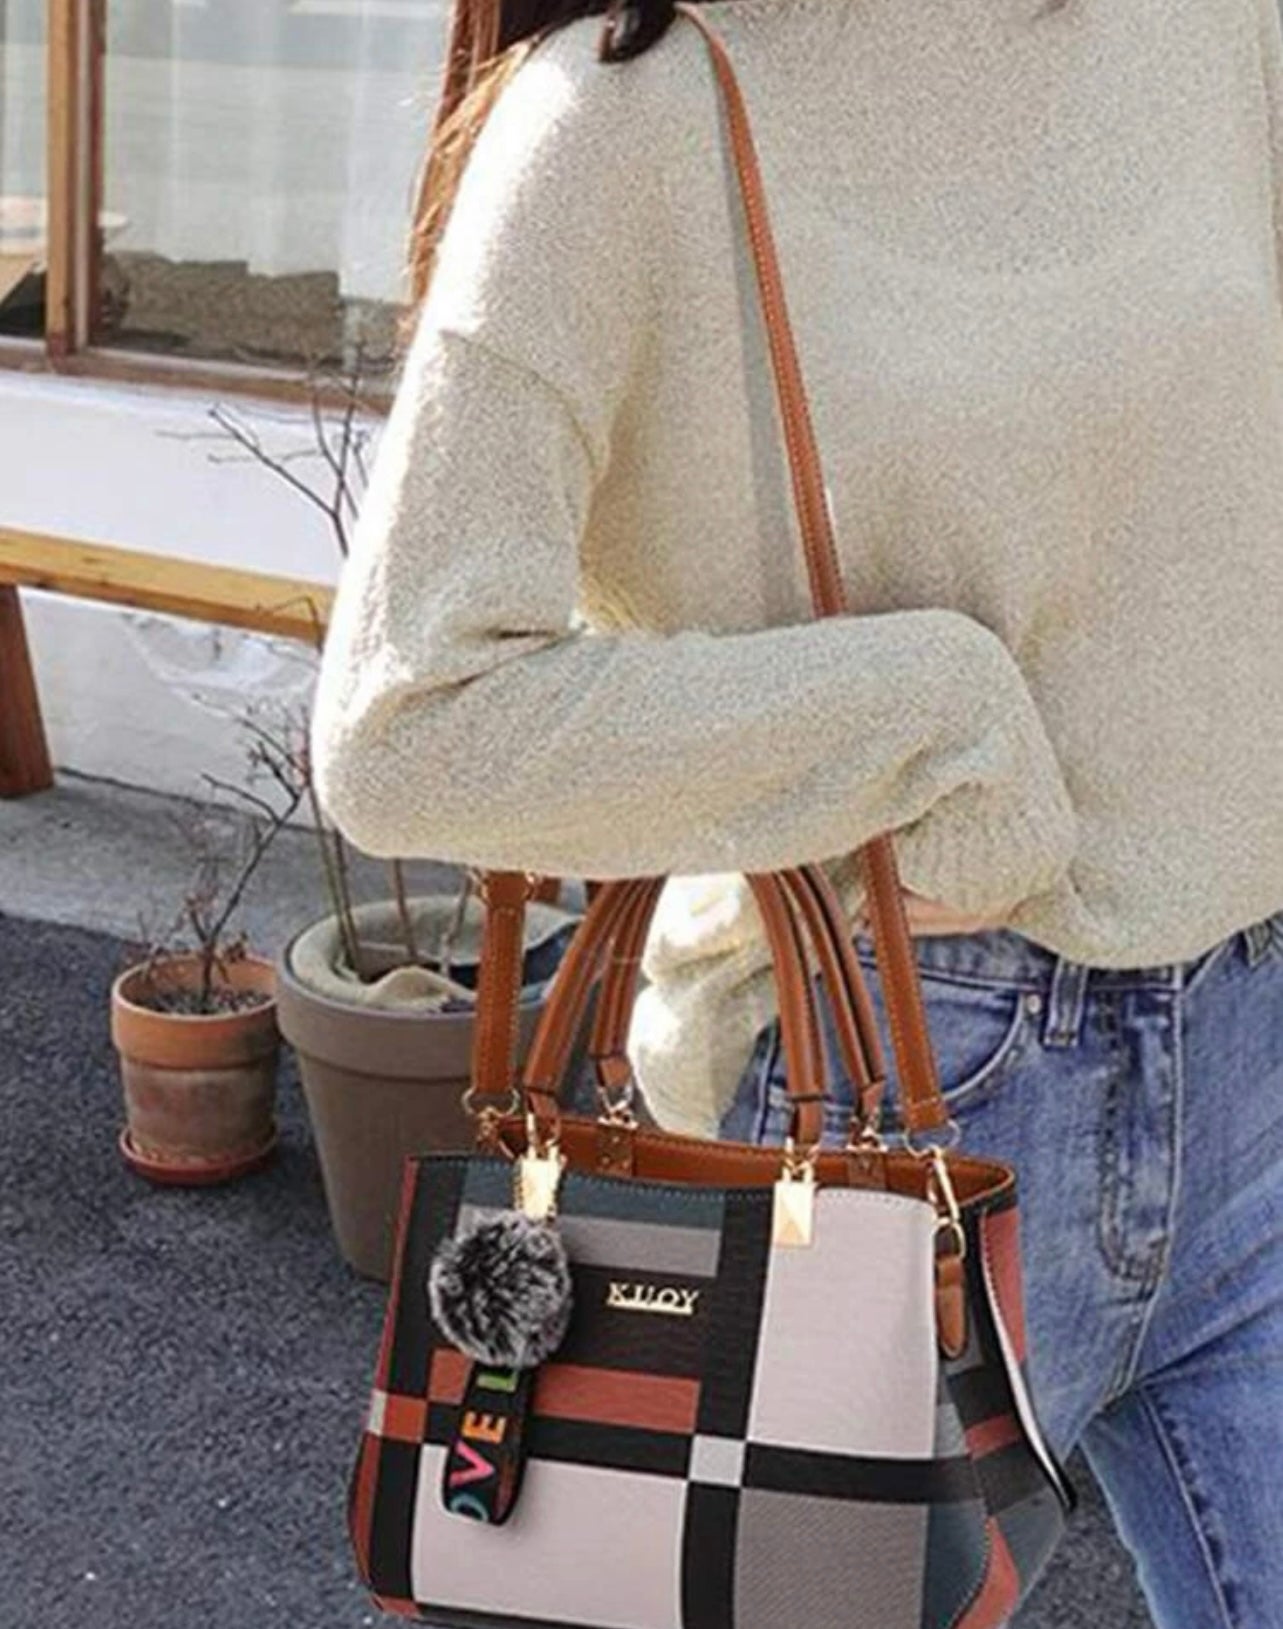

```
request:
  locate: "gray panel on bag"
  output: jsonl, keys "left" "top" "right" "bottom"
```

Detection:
{"left": 559, "top": 1172, "right": 728, "bottom": 1229}
{"left": 734, "top": 1489, "right": 928, "bottom": 1629}
{"left": 452, "top": 1203, "right": 722, "bottom": 1276}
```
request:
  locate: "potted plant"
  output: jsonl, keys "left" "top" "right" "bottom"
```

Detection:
{"left": 276, "top": 863, "right": 584, "bottom": 1281}
{"left": 112, "top": 746, "right": 303, "bottom": 1184}
{"left": 193, "top": 343, "right": 589, "bottom": 1278}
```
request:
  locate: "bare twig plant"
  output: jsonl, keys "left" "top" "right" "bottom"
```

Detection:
{"left": 133, "top": 720, "right": 306, "bottom": 1013}
{"left": 166, "top": 332, "right": 479, "bottom": 979}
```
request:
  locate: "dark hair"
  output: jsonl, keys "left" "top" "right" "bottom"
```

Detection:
{"left": 401, "top": 0, "right": 679, "bottom": 348}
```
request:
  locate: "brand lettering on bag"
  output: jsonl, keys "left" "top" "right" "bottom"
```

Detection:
{"left": 606, "top": 1282, "right": 701, "bottom": 1317}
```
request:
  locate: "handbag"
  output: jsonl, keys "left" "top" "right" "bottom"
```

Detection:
{"left": 347, "top": 5, "right": 1077, "bottom": 1625}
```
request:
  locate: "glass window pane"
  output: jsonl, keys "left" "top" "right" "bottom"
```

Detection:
{"left": 0, "top": 1, "right": 48, "bottom": 340}
{"left": 100, "top": 0, "right": 448, "bottom": 375}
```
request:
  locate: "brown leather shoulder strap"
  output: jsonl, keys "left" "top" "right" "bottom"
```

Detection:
{"left": 674, "top": 3, "right": 947, "bottom": 1134}
{"left": 470, "top": 6, "right": 953, "bottom": 1135}
{"left": 674, "top": 3, "right": 847, "bottom": 623}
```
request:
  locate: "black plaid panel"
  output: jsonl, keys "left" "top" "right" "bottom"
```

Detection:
{"left": 388, "top": 1161, "right": 466, "bottom": 1398}
{"left": 367, "top": 1438, "right": 421, "bottom": 1603}
{"left": 693, "top": 1190, "right": 772, "bottom": 1438}
{"left": 682, "top": 1483, "right": 739, "bottom": 1629}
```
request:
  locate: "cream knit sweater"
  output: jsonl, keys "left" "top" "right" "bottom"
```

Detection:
{"left": 312, "top": 0, "right": 1283, "bottom": 1135}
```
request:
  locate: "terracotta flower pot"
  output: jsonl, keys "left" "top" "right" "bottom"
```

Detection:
{"left": 110, "top": 954, "right": 280, "bottom": 1185}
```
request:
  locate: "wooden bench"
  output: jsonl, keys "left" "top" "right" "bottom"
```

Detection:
{"left": 0, "top": 527, "right": 333, "bottom": 797}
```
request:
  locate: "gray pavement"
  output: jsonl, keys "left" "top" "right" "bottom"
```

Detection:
{"left": 0, "top": 774, "right": 1151, "bottom": 1627}
{"left": 0, "top": 911, "right": 389, "bottom": 1628}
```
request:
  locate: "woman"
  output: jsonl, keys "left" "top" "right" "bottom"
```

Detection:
{"left": 311, "top": 0, "right": 1283, "bottom": 1622}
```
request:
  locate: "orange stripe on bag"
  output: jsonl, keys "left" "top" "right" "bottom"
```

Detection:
{"left": 964, "top": 1413, "right": 1024, "bottom": 1457}
{"left": 428, "top": 1346, "right": 471, "bottom": 1403}
{"left": 534, "top": 1364, "right": 700, "bottom": 1434}
{"left": 429, "top": 1344, "right": 700, "bottom": 1434}
{"left": 382, "top": 1394, "right": 428, "bottom": 1443}
{"left": 348, "top": 1432, "right": 382, "bottom": 1582}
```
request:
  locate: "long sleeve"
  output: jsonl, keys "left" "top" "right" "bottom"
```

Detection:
{"left": 312, "top": 317, "right": 1076, "bottom": 893}
{"left": 310, "top": 18, "right": 1079, "bottom": 900}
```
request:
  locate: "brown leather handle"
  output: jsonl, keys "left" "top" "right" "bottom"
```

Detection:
{"left": 672, "top": 3, "right": 948, "bottom": 1135}
{"left": 781, "top": 865, "right": 889, "bottom": 1126}
{"left": 589, "top": 867, "right": 887, "bottom": 1130}
{"left": 588, "top": 882, "right": 663, "bottom": 1091}
{"left": 466, "top": 869, "right": 539, "bottom": 1110}
{"left": 523, "top": 878, "right": 664, "bottom": 1121}
{"left": 523, "top": 874, "right": 821, "bottom": 1131}
{"left": 524, "top": 867, "right": 853, "bottom": 1150}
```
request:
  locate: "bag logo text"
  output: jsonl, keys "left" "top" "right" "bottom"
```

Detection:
{"left": 606, "top": 1282, "right": 700, "bottom": 1317}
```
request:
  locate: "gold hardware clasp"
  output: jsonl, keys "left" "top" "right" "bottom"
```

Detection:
{"left": 772, "top": 1136, "right": 819, "bottom": 1248}
{"left": 924, "top": 1144, "right": 967, "bottom": 1261}
{"left": 514, "top": 1111, "right": 567, "bottom": 1221}
{"left": 844, "top": 1116, "right": 888, "bottom": 1155}
{"left": 596, "top": 1078, "right": 639, "bottom": 1130}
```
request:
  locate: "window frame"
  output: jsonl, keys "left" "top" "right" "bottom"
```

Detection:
{"left": 0, "top": 0, "right": 396, "bottom": 410}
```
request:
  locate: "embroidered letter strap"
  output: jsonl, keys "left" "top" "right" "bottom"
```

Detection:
{"left": 441, "top": 1361, "right": 537, "bottom": 1525}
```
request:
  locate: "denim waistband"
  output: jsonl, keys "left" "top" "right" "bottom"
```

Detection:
{"left": 851, "top": 906, "right": 1283, "bottom": 994}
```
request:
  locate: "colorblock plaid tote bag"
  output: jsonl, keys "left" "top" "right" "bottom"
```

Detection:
{"left": 346, "top": 7, "right": 1077, "bottom": 1626}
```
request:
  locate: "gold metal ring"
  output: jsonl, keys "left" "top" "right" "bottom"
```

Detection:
{"left": 844, "top": 1114, "right": 888, "bottom": 1154}
{"left": 780, "top": 1134, "right": 822, "bottom": 1179}
{"left": 595, "top": 1073, "right": 638, "bottom": 1125}
{"left": 935, "top": 1215, "right": 968, "bottom": 1260}
{"left": 895, "top": 1117, "right": 963, "bottom": 1156}
{"left": 460, "top": 1084, "right": 521, "bottom": 1120}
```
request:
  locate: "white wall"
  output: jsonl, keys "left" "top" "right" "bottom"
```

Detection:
{"left": 2, "top": 369, "right": 375, "bottom": 802}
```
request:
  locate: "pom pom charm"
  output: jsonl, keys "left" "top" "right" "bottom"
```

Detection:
{"left": 427, "top": 1122, "right": 574, "bottom": 1370}
{"left": 427, "top": 1208, "right": 574, "bottom": 1371}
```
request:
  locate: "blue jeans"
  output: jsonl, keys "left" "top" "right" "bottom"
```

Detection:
{"left": 717, "top": 908, "right": 1283, "bottom": 1629}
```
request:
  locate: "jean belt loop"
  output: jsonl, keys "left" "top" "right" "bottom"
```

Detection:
{"left": 1042, "top": 954, "right": 1089, "bottom": 1049}
{"left": 1242, "top": 917, "right": 1273, "bottom": 969}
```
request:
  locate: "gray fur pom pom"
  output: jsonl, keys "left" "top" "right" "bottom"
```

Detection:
{"left": 427, "top": 1209, "right": 574, "bottom": 1369}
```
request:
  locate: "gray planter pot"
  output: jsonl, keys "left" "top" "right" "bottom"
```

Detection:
{"left": 277, "top": 895, "right": 593, "bottom": 1281}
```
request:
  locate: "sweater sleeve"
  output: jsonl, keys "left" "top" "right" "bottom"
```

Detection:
{"left": 310, "top": 22, "right": 1079, "bottom": 898}
{"left": 311, "top": 317, "right": 1076, "bottom": 893}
